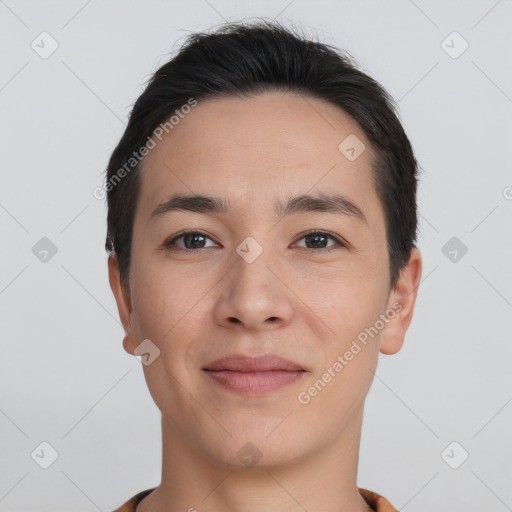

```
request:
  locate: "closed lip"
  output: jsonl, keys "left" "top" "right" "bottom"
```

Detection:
{"left": 203, "top": 354, "right": 305, "bottom": 372}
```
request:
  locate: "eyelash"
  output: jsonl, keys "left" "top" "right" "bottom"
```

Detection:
{"left": 163, "top": 229, "right": 347, "bottom": 253}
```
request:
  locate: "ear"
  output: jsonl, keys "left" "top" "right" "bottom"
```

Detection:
{"left": 380, "top": 247, "right": 422, "bottom": 355}
{"left": 108, "top": 253, "right": 138, "bottom": 356}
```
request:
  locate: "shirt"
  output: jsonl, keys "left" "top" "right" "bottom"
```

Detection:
{"left": 112, "top": 486, "right": 398, "bottom": 511}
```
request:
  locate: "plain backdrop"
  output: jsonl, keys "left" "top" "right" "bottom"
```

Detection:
{"left": 1, "top": 1, "right": 511, "bottom": 510}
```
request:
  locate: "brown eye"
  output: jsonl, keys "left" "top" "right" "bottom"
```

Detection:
{"left": 165, "top": 231, "right": 217, "bottom": 250}
{"left": 294, "top": 230, "right": 346, "bottom": 251}
{"left": 163, "top": 229, "right": 346, "bottom": 253}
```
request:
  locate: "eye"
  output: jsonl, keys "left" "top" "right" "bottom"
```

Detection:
{"left": 164, "top": 230, "right": 217, "bottom": 251}
{"left": 163, "top": 229, "right": 346, "bottom": 252}
{"left": 293, "top": 230, "right": 346, "bottom": 252}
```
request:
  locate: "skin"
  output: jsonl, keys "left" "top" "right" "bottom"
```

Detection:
{"left": 109, "top": 91, "right": 422, "bottom": 512}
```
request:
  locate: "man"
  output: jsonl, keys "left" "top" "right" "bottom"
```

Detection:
{"left": 106, "top": 20, "right": 422, "bottom": 512}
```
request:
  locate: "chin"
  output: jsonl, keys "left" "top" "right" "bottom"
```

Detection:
{"left": 195, "top": 427, "right": 308, "bottom": 472}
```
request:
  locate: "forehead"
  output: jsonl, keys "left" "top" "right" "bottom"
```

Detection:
{"left": 136, "top": 91, "right": 385, "bottom": 230}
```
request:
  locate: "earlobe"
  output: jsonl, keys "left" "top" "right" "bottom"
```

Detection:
{"left": 108, "top": 254, "right": 138, "bottom": 355}
{"left": 122, "top": 334, "right": 138, "bottom": 356}
{"left": 379, "top": 247, "right": 422, "bottom": 355}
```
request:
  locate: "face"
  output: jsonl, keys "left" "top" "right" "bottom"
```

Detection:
{"left": 109, "top": 91, "right": 421, "bottom": 469}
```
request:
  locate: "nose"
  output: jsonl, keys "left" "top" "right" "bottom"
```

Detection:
{"left": 213, "top": 247, "right": 295, "bottom": 332}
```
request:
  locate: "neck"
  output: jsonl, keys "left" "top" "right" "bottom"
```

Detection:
{"left": 137, "top": 407, "right": 373, "bottom": 512}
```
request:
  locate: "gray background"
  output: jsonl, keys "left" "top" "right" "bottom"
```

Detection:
{"left": 1, "top": 0, "right": 511, "bottom": 510}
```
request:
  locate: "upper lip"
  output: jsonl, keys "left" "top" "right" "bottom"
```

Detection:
{"left": 203, "top": 354, "right": 305, "bottom": 372}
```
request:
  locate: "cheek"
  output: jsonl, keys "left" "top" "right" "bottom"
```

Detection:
{"left": 296, "top": 264, "right": 386, "bottom": 344}
{"left": 131, "top": 276, "right": 170, "bottom": 341}
{"left": 296, "top": 278, "right": 383, "bottom": 423}
{"left": 130, "top": 262, "right": 205, "bottom": 420}
{"left": 130, "top": 254, "right": 209, "bottom": 374}
{"left": 130, "top": 251, "right": 197, "bottom": 337}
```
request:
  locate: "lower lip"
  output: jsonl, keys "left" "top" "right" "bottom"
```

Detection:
{"left": 204, "top": 370, "right": 305, "bottom": 395}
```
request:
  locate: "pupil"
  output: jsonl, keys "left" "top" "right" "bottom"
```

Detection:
{"left": 307, "top": 234, "right": 326, "bottom": 248}
{"left": 185, "top": 234, "right": 204, "bottom": 248}
{"left": 182, "top": 233, "right": 328, "bottom": 249}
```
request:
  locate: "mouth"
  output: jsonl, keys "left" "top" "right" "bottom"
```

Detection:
{"left": 203, "top": 354, "right": 306, "bottom": 396}
{"left": 203, "top": 354, "right": 305, "bottom": 372}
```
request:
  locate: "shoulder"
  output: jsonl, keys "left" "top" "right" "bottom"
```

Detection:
{"left": 113, "top": 486, "right": 397, "bottom": 512}
{"left": 112, "top": 488, "right": 156, "bottom": 512}
{"left": 358, "top": 487, "right": 399, "bottom": 512}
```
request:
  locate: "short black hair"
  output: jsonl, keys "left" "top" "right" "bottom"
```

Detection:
{"left": 104, "top": 19, "right": 420, "bottom": 292}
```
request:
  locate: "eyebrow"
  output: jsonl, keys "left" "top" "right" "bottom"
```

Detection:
{"left": 149, "top": 192, "right": 367, "bottom": 224}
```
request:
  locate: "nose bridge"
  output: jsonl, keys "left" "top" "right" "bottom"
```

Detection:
{"left": 215, "top": 235, "right": 294, "bottom": 330}
{"left": 232, "top": 235, "right": 277, "bottom": 305}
